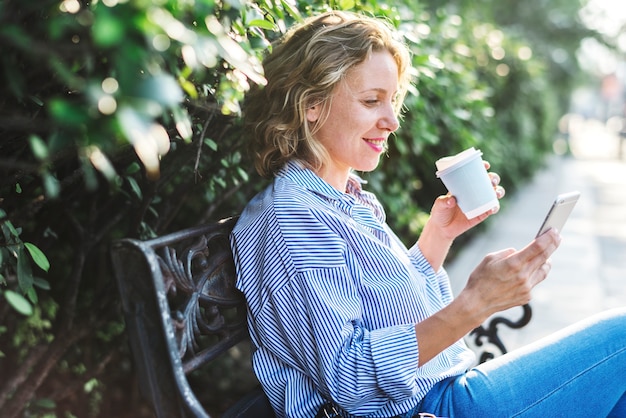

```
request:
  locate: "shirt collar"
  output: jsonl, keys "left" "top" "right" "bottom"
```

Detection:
{"left": 278, "top": 160, "right": 387, "bottom": 226}
{"left": 278, "top": 160, "right": 366, "bottom": 201}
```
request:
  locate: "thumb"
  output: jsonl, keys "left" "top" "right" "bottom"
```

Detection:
{"left": 432, "top": 194, "right": 456, "bottom": 213}
{"left": 429, "top": 194, "right": 458, "bottom": 226}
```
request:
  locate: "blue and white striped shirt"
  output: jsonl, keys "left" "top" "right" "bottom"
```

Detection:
{"left": 230, "top": 161, "right": 475, "bottom": 417}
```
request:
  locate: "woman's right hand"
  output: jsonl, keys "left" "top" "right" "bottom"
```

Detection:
{"left": 462, "top": 228, "right": 562, "bottom": 320}
{"left": 413, "top": 228, "right": 561, "bottom": 366}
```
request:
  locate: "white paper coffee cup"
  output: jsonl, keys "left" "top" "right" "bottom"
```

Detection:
{"left": 435, "top": 147, "right": 499, "bottom": 219}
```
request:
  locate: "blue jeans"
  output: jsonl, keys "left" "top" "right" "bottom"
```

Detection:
{"left": 413, "top": 308, "right": 626, "bottom": 418}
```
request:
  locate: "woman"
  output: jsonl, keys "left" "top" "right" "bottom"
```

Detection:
{"left": 230, "top": 10, "right": 626, "bottom": 418}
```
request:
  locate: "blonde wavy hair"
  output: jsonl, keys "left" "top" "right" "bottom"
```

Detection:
{"left": 244, "top": 10, "right": 412, "bottom": 178}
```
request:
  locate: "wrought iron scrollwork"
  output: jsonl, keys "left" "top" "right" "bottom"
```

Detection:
{"left": 470, "top": 304, "right": 533, "bottom": 363}
{"left": 155, "top": 221, "right": 246, "bottom": 373}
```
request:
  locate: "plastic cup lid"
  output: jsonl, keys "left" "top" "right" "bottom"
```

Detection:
{"left": 435, "top": 147, "right": 482, "bottom": 176}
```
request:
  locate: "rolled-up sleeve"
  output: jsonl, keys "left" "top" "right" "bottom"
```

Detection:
{"left": 267, "top": 265, "right": 420, "bottom": 410}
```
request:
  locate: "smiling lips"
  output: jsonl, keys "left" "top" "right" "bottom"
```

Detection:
{"left": 364, "top": 137, "right": 386, "bottom": 152}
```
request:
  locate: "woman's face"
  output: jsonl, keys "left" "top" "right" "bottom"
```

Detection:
{"left": 306, "top": 50, "right": 400, "bottom": 190}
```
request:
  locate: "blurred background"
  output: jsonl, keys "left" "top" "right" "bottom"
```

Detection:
{"left": 1, "top": 0, "right": 625, "bottom": 416}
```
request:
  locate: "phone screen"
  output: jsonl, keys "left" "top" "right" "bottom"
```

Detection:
{"left": 536, "top": 191, "right": 580, "bottom": 238}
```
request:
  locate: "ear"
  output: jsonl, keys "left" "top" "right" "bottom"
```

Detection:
{"left": 306, "top": 104, "right": 320, "bottom": 123}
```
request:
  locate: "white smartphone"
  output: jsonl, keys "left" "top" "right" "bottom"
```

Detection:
{"left": 536, "top": 191, "right": 581, "bottom": 238}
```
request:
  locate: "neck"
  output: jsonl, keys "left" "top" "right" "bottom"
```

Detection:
{"left": 315, "top": 167, "right": 350, "bottom": 193}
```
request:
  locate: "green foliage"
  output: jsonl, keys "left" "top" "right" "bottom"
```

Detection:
{"left": 1, "top": 209, "right": 51, "bottom": 317}
{"left": 0, "top": 0, "right": 592, "bottom": 416}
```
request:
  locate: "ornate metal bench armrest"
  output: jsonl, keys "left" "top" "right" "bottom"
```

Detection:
{"left": 111, "top": 218, "right": 272, "bottom": 417}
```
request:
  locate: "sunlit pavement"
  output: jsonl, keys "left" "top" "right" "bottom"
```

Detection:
{"left": 446, "top": 118, "right": 626, "bottom": 353}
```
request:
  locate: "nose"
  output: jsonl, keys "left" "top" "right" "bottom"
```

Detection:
{"left": 379, "top": 103, "right": 400, "bottom": 132}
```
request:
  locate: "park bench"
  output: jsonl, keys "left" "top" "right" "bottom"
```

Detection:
{"left": 111, "top": 216, "right": 532, "bottom": 417}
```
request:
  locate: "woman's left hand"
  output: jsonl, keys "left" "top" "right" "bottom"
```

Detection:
{"left": 429, "top": 161, "right": 505, "bottom": 241}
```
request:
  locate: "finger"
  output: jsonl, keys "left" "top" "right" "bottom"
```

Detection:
{"left": 483, "top": 160, "right": 491, "bottom": 170}
{"left": 489, "top": 172, "right": 501, "bottom": 186}
{"left": 519, "top": 230, "right": 561, "bottom": 272}
{"left": 531, "top": 258, "right": 552, "bottom": 287}
{"left": 487, "top": 172, "right": 505, "bottom": 199}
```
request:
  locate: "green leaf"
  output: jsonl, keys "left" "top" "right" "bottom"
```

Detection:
{"left": 204, "top": 138, "right": 218, "bottom": 151}
{"left": 2, "top": 217, "right": 20, "bottom": 238}
{"left": 5, "top": 290, "right": 33, "bottom": 316}
{"left": 125, "top": 162, "right": 141, "bottom": 175}
{"left": 29, "top": 135, "right": 48, "bottom": 160}
{"left": 126, "top": 177, "right": 142, "bottom": 200}
{"left": 205, "top": 16, "right": 266, "bottom": 86}
{"left": 92, "top": 10, "right": 125, "bottom": 47}
{"left": 135, "top": 74, "right": 183, "bottom": 107}
{"left": 33, "top": 277, "right": 51, "bottom": 290}
{"left": 215, "top": 177, "right": 226, "bottom": 188}
{"left": 26, "top": 286, "right": 38, "bottom": 304}
{"left": 24, "top": 243, "right": 50, "bottom": 272}
{"left": 33, "top": 398, "right": 56, "bottom": 409}
{"left": 84, "top": 378, "right": 99, "bottom": 393}
{"left": 279, "top": 0, "right": 301, "bottom": 20}
{"left": 16, "top": 247, "right": 34, "bottom": 292}
{"left": 237, "top": 167, "right": 249, "bottom": 182}
{"left": 248, "top": 19, "right": 276, "bottom": 30}
{"left": 117, "top": 107, "right": 170, "bottom": 172}
{"left": 42, "top": 171, "right": 60, "bottom": 199}
{"left": 48, "top": 99, "right": 88, "bottom": 126}
{"left": 172, "top": 106, "right": 192, "bottom": 141}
